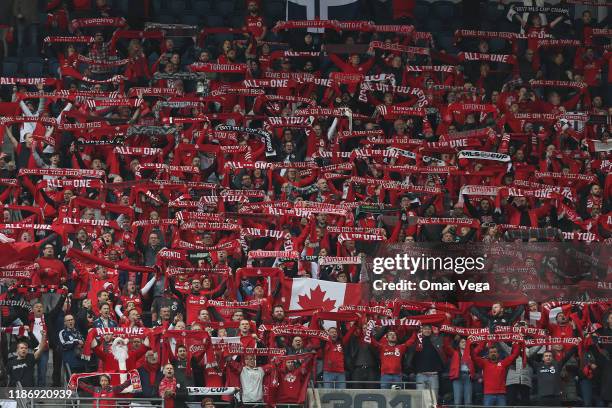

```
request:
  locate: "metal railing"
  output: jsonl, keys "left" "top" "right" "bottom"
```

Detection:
{"left": 439, "top": 406, "right": 570, "bottom": 408}
{"left": 11, "top": 383, "right": 164, "bottom": 408}
{"left": 313, "top": 379, "right": 414, "bottom": 389}
{"left": 23, "top": 397, "right": 164, "bottom": 408}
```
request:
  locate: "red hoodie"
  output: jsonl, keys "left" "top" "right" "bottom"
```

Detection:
{"left": 472, "top": 344, "right": 520, "bottom": 395}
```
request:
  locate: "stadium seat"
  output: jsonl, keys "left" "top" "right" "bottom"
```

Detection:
{"left": 431, "top": 1, "right": 456, "bottom": 21}
{"left": 193, "top": 0, "right": 212, "bottom": 17}
{"left": 230, "top": 15, "right": 246, "bottom": 29}
{"left": 25, "top": 61, "right": 44, "bottom": 77}
{"left": 426, "top": 19, "right": 444, "bottom": 33}
{"left": 181, "top": 50, "right": 195, "bottom": 67}
{"left": 436, "top": 34, "right": 458, "bottom": 54}
{"left": 212, "top": 33, "right": 234, "bottom": 46}
{"left": 1, "top": 61, "right": 18, "bottom": 77}
{"left": 157, "top": 14, "right": 177, "bottom": 24}
{"left": 215, "top": 0, "right": 235, "bottom": 16}
{"left": 169, "top": 1, "right": 187, "bottom": 17}
{"left": 181, "top": 15, "right": 200, "bottom": 26}
{"left": 48, "top": 60, "right": 61, "bottom": 78}
{"left": 485, "top": 3, "right": 505, "bottom": 21}
{"left": 117, "top": 0, "right": 129, "bottom": 15}
{"left": 206, "top": 15, "right": 225, "bottom": 27}
{"left": 413, "top": 1, "right": 430, "bottom": 21}
{"left": 489, "top": 38, "right": 508, "bottom": 53}
{"left": 152, "top": 0, "right": 164, "bottom": 13}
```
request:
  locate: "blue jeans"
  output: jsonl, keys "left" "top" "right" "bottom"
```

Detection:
{"left": 37, "top": 350, "right": 49, "bottom": 386}
{"left": 416, "top": 372, "right": 439, "bottom": 396}
{"left": 580, "top": 378, "right": 604, "bottom": 407}
{"left": 453, "top": 373, "right": 473, "bottom": 405}
{"left": 380, "top": 374, "right": 402, "bottom": 389}
{"left": 322, "top": 371, "right": 345, "bottom": 389}
{"left": 483, "top": 394, "right": 506, "bottom": 406}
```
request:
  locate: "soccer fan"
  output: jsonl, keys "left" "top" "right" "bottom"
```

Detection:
{"left": 369, "top": 329, "right": 417, "bottom": 389}
{"left": 471, "top": 342, "right": 521, "bottom": 406}
{"left": 0, "top": 0, "right": 609, "bottom": 407}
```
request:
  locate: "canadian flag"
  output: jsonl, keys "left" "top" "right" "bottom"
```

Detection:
{"left": 281, "top": 278, "right": 364, "bottom": 311}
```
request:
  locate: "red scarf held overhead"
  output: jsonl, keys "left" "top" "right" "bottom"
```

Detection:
{"left": 83, "top": 327, "right": 165, "bottom": 357}
{"left": 258, "top": 324, "right": 330, "bottom": 341}
{"left": 43, "top": 35, "right": 94, "bottom": 43}
{"left": 71, "top": 17, "right": 127, "bottom": 29}
{"left": 69, "top": 370, "right": 142, "bottom": 392}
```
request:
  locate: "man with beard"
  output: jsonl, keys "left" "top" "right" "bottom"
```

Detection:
{"left": 171, "top": 345, "right": 194, "bottom": 387}
{"left": 470, "top": 302, "right": 525, "bottom": 331}
{"left": 245, "top": 1, "right": 266, "bottom": 44}
{"left": 138, "top": 350, "right": 162, "bottom": 398}
{"left": 463, "top": 196, "right": 495, "bottom": 223}
{"left": 495, "top": 195, "right": 554, "bottom": 228}
{"left": 471, "top": 343, "right": 520, "bottom": 406}
{"left": 90, "top": 336, "right": 149, "bottom": 387}
{"left": 540, "top": 310, "right": 580, "bottom": 351}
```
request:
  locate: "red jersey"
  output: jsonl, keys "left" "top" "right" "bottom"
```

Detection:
{"left": 370, "top": 333, "right": 416, "bottom": 375}
{"left": 246, "top": 15, "right": 265, "bottom": 39}
{"left": 204, "top": 364, "right": 224, "bottom": 387}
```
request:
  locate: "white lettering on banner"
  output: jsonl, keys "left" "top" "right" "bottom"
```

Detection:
{"left": 317, "top": 389, "right": 434, "bottom": 408}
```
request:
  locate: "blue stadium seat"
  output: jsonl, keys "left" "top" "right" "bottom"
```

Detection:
{"left": 432, "top": 1, "right": 456, "bottom": 21}
{"left": 181, "top": 15, "right": 200, "bottom": 26}
{"left": 117, "top": 0, "right": 129, "bottom": 15}
{"left": 480, "top": 20, "right": 496, "bottom": 31}
{"left": 212, "top": 33, "right": 234, "bottom": 45}
{"left": 181, "top": 50, "right": 195, "bottom": 67}
{"left": 413, "top": 1, "right": 430, "bottom": 21}
{"left": 25, "top": 61, "right": 44, "bottom": 77}
{"left": 265, "top": 1, "right": 285, "bottom": 23}
{"left": 485, "top": 3, "right": 504, "bottom": 21}
{"left": 2, "top": 62, "right": 18, "bottom": 77}
{"left": 436, "top": 34, "right": 457, "bottom": 54}
{"left": 206, "top": 15, "right": 224, "bottom": 27}
{"left": 48, "top": 59, "right": 61, "bottom": 78}
{"left": 152, "top": 0, "right": 164, "bottom": 13}
{"left": 489, "top": 38, "right": 508, "bottom": 53}
{"left": 230, "top": 15, "right": 246, "bottom": 29}
{"left": 426, "top": 18, "right": 444, "bottom": 33}
{"left": 157, "top": 14, "right": 177, "bottom": 24}
{"left": 193, "top": 0, "right": 212, "bottom": 17}
{"left": 215, "top": 0, "right": 235, "bottom": 16}
{"left": 169, "top": 0, "right": 187, "bottom": 17}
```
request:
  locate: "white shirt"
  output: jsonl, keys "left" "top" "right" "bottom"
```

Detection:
{"left": 240, "top": 366, "right": 265, "bottom": 403}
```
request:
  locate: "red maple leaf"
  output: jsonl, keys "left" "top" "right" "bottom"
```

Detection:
{"left": 297, "top": 285, "right": 337, "bottom": 311}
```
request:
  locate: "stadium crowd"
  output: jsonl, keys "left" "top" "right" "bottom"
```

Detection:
{"left": 0, "top": 0, "right": 610, "bottom": 406}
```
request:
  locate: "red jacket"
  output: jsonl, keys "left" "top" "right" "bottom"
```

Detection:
{"left": 449, "top": 348, "right": 475, "bottom": 380}
{"left": 472, "top": 344, "right": 520, "bottom": 394}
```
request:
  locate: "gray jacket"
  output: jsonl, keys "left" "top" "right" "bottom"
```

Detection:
{"left": 500, "top": 343, "right": 542, "bottom": 387}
